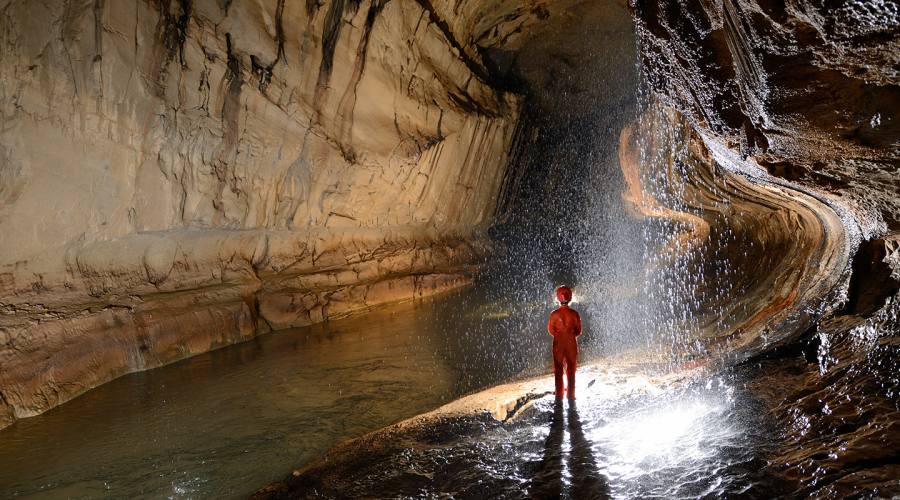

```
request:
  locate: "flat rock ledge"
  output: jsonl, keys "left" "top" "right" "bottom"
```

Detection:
{"left": 252, "top": 360, "right": 700, "bottom": 499}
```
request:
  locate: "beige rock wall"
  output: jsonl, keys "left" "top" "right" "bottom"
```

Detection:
{"left": 0, "top": 0, "right": 524, "bottom": 427}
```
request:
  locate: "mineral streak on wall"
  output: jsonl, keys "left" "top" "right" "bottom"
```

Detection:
{"left": 619, "top": 103, "right": 849, "bottom": 362}
{"left": 0, "top": 0, "right": 548, "bottom": 428}
{"left": 627, "top": 0, "right": 900, "bottom": 356}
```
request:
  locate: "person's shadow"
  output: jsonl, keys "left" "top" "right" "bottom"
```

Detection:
{"left": 567, "top": 402, "right": 610, "bottom": 499}
{"left": 530, "top": 401, "right": 609, "bottom": 499}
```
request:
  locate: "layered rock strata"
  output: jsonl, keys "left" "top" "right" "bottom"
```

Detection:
{"left": 0, "top": 0, "right": 545, "bottom": 427}
{"left": 632, "top": 2, "right": 900, "bottom": 494}
{"left": 628, "top": 1, "right": 900, "bottom": 357}
{"left": 619, "top": 103, "right": 851, "bottom": 361}
{"left": 249, "top": 1, "right": 899, "bottom": 495}
{"left": 633, "top": 0, "right": 899, "bottom": 233}
{"left": 1, "top": 0, "right": 897, "bottom": 458}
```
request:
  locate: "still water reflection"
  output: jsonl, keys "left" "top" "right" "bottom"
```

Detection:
{"left": 1, "top": 289, "right": 560, "bottom": 499}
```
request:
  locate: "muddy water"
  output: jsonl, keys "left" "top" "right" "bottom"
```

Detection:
{"left": 0, "top": 289, "right": 564, "bottom": 499}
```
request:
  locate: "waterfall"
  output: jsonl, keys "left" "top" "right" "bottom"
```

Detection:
{"left": 574, "top": 89, "right": 741, "bottom": 368}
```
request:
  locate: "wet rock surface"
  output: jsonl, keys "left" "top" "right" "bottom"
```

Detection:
{"left": 615, "top": 104, "right": 850, "bottom": 361}
{"left": 256, "top": 314, "right": 899, "bottom": 498}
{"left": 629, "top": 3, "right": 900, "bottom": 496}
{"left": 253, "top": 364, "right": 786, "bottom": 499}
{"left": 0, "top": 0, "right": 898, "bottom": 495}
{"left": 633, "top": 0, "right": 900, "bottom": 232}
{"left": 746, "top": 279, "right": 900, "bottom": 496}
{"left": 252, "top": 0, "right": 900, "bottom": 489}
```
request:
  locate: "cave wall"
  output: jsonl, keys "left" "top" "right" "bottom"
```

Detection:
{"left": 632, "top": 0, "right": 899, "bottom": 233}
{"left": 0, "top": 0, "right": 554, "bottom": 428}
{"left": 619, "top": 102, "right": 849, "bottom": 361}
{"left": 2, "top": 0, "right": 896, "bottom": 442}
{"left": 631, "top": 2, "right": 900, "bottom": 490}
{"left": 630, "top": 0, "right": 900, "bottom": 353}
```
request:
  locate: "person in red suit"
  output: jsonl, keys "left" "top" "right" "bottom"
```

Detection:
{"left": 547, "top": 285, "right": 582, "bottom": 400}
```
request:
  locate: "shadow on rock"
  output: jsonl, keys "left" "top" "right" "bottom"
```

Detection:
{"left": 529, "top": 400, "right": 610, "bottom": 499}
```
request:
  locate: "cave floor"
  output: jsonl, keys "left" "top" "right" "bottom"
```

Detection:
{"left": 254, "top": 362, "right": 786, "bottom": 499}
{"left": 255, "top": 305, "right": 900, "bottom": 499}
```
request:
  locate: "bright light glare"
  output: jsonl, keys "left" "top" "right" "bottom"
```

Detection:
{"left": 616, "top": 403, "right": 708, "bottom": 456}
{"left": 592, "top": 397, "right": 730, "bottom": 482}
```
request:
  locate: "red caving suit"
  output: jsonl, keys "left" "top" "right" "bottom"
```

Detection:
{"left": 547, "top": 304, "right": 582, "bottom": 399}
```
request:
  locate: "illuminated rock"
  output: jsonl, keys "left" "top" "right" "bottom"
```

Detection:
{"left": 0, "top": 0, "right": 530, "bottom": 427}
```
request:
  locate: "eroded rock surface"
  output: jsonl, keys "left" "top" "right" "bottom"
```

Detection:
{"left": 631, "top": 2, "right": 900, "bottom": 496}
{"left": 254, "top": 2, "right": 900, "bottom": 496}
{"left": 0, "top": 0, "right": 550, "bottom": 427}
{"left": 617, "top": 103, "right": 852, "bottom": 361}
{"left": 1, "top": 9, "right": 898, "bottom": 496}
{"left": 633, "top": 0, "right": 900, "bottom": 232}
{"left": 251, "top": 363, "right": 780, "bottom": 499}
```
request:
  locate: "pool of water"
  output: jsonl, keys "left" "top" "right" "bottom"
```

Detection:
{"left": 0, "top": 289, "right": 570, "bottom": 499}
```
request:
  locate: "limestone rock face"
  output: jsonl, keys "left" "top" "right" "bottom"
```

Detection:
{"left": 630, "top": 0, "right": 900, "bottom": 364}
{"left": 633, "top": 0, "right": 900, "bottom": 232}
{"left": 632, "top": 3, "right": 900, "bottom": 493}
{"left": 618, "top": 104, "right": 850, "bottom": 361}
{"left": 0, "top": 0, "right": 540, "bottom": 427}
{"left": 2, "top": 0, "right": 897, "bottom": 457}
